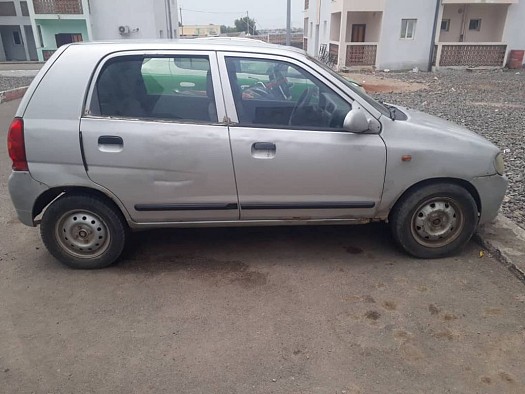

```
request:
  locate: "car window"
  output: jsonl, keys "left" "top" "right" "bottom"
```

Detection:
{"left": 93, "top": 55, "right": 218, "bottom": 123}
{"left": 225, "top": 57, "right": 351, "bottom": 129}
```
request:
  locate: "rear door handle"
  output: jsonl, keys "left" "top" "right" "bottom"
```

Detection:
{"left": 98, "top": 135, "right": 123, "bottom": 153}
{"left": 252, "top": 142, "right": 276, "bottom": 151}
{"left": 98, "top": 136, "right": 123, "bottom": 145}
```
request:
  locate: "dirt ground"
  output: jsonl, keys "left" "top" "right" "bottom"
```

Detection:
{"left": 1, "top": 98, "right": 525, "bottom": 393}
{"left": 345, "top": 72, "right": 427, "bottom": 93}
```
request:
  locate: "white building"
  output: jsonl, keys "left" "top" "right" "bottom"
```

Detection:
{"left": 304, "top": 0, "right": 525, "bottom": 70}
{"left": 26, "top": 0, "right": 179, "bottom": 61}
{"left": 0, "top": 0, "right": 38, "bottom": 61}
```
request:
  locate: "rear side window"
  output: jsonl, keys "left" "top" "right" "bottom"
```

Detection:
{"left": 91, "top": 55, "right": 218, "bottom": 123}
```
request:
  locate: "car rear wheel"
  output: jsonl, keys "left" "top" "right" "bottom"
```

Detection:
{"left": 390, "top": 183, "right": 478, "bottom": 259}
{"left": 40, "top": 194, "right": 127, "bottom": 269}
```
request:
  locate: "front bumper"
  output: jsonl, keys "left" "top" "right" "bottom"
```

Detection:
{"left": 8, "top": 171, "right": 49, "bottom": 227}
{"left": 471, "top": 174, "right": 508, "bottom": 225}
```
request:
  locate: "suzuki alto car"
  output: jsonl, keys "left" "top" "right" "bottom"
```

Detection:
{"left": 7, "top": 39, "right": 507, "bottom": 269}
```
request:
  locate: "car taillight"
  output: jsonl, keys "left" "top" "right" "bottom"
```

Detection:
{"left": 7, "top": 117, "right": 28, "bottom": 171}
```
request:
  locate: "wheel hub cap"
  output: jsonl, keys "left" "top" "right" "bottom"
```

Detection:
{"left": 56, "top": 211, "right": 109, "bottom": 258}
{"left": 411, "top": 199, "right": 463, "bottom": 248}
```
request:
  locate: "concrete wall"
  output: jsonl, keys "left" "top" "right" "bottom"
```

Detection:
{"left": 24, "top": 24, "right": 36, "bottom": 59}
{"left": 0, "top": 25, "right": 26, "bottom": 60}
{"left": 334, "top": 0, "right": 385, "bottom": 13}
{"left": 90, "top": 0, "right": 155, "bottom": 40}
{"left": 0, "top": 0, "right": 36, "bottom": 60}
{"left": 89, "top": 0, "right": 178, "bottom": 40}
{"left": 503, "top": 1, "right": 525, "bottom": 65}
{"left": 377, "top": 0, "right": 437, "bottom": 71}
{"left": 330, "top": 12, "right": 341, "bottom": 42}
{"left": 439, "top": 4, "right": 508, "bottom": 43}
{"left": 345, "top": 11, "right": 382, "bottom": 42}
{"left": 35, "top": 18, "right": 88, "bottom": 48}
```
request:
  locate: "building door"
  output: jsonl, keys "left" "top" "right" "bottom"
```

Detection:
{"left": 55, "top": 33, "right": 83, "bottom": 47}
{"left": 351, "top": 24, "right": 366, "bottom": 42}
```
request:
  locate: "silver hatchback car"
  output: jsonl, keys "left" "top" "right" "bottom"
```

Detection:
{"left": 7, "top": 39, "right": 507, "bottom": 269}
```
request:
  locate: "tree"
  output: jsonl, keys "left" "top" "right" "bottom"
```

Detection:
{"left": 220, "top": 25, "right": 237, "bottom": 34}
{"left": 234, "top": 16, "right": 258, "bottom": 35}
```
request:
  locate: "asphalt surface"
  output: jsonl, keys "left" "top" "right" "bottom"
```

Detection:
{"left": 1, "top": 99, "right": 525, "bottom": 393}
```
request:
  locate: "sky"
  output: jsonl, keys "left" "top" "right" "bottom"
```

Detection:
{"left": 178, "top": 0, "right": 304, "bottom": 30}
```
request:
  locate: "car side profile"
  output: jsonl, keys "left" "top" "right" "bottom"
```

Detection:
{"left": 7, "top": 39, "right": 507, "bottom": 269}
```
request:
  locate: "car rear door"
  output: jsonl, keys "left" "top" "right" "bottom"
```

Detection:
{"left": 217, "top": 52, "right": 386, "bottom": 221}
{"left": 80, "top": 50, "right": 239, "bottom": 223}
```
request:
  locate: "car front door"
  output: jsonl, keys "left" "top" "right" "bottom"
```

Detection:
{"left": 80, "top": 51, "right": 239, "bottom": 223}
{"left": 218, "top": 53, "right": 386, "bottom": 221}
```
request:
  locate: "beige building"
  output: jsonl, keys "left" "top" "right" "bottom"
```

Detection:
{"left": 305, "top": 0, "right": 525, "bottom": 70}
{"left": 180, "top": 24, "right": 220, "bottom": 37}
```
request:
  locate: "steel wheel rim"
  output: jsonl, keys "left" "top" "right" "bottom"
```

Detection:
{"left": 55, "top": 210, "right": 110, "bottom": 259}
{"left": 410, "top": 197, "right": 464, "bottom": 248}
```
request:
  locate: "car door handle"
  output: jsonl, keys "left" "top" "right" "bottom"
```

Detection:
{"left": 98, "top": 136, "right": 123, "bottom": 145}
{"left": 252, "top": 142, "right": 276, "bottom": 151}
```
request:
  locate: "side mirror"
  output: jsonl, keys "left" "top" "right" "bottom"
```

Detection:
{"left": 343, "top": 106, "right": 370, "bottom": 133}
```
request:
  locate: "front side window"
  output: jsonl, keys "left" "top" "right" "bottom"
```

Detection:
{"left": 401, "top": 19, "right": 417, "bottom": 39}
{"left": 93, "top": 55, "right": 217, "bottom": 123}
{"left": 225, "top": 57, "right": 351, "bottom": 130}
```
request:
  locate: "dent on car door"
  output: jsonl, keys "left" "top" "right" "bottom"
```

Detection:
{"left": 80, "top": 51, "right": 239, "bottom": 223}
{"left": 218, "top": 53, "right": 387, "bottom": 220}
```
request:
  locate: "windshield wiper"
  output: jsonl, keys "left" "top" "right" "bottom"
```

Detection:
{"left": 379, "top": 100, "right": 397, "bottom": 120}
{"left": 388, "top": 105, "right": 397, "bottom": 121}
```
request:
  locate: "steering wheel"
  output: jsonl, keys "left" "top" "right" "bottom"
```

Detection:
{"left": 289, "top": 87, "right": 314, "bottom": 126}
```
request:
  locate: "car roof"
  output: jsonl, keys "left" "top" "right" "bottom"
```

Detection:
{"left": 68, "top": 37, "right": 307, "bottom": 57}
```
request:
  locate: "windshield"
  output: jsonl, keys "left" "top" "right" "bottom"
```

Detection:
{"left": 309, "top": 56, "right": 391, "bottom": 117}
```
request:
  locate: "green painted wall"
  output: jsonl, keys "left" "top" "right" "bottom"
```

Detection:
{"left": 35, "top": 19, "right": 88, "bottom": 61}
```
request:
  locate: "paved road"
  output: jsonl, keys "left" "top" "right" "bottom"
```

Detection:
{"left": 1, "top": 100, "right": 524, "bottom": 393}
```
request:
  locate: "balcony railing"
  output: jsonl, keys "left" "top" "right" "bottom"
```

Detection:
{"left": 436, "top": 43, "right": 507, "bottom": 67}
{"left": 346, "top": 44, "right": 377, "bottom": 67}
{"left": 33, "top": 0, "right": 83, "bottom": 14}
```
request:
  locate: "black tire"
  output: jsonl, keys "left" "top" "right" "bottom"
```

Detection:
{"left": 390, "top": 183, "right": 478, "bottom": 259}
{"left": 40, "top": 194, "right": 128, "bottom": 269}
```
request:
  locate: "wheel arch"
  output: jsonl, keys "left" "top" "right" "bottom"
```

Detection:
{"left": 388, "top": 177, "right": 481, "bottom": 222}
{"left": 32, "top": 186, "right": 130, "bottom": 224}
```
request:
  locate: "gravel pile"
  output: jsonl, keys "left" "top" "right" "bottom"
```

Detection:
{"left": 0, "top": 76, "right": 34, "bottom": 92}
{"left": 370, "top": 69, "right": 525, "bottom": 229}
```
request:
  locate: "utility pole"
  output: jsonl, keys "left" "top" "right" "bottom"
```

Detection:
{"left": 165, "top": 0, "right": 173, "bottom": 38}
{"left": 180, "top": 6, "right": 184, "bottom": 36}
{"left": 246, "top": 11, "right": 250, "bottom": 35}
{"left": 286, "top": 0, "right": 291, "bottom": 46}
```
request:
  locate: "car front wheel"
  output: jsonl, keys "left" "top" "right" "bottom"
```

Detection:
{"left": 390, "top": 183, "right": 479, "bottom": 259}
{"left": 40, "top": 194, "right": 128, "bottom": 269}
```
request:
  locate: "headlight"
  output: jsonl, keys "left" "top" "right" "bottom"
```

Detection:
{"left": 494, "top": 152, "right": 505, "bottom": 175}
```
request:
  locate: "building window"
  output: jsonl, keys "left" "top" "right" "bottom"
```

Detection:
{"left": 400, "top": 19, "right": 417, "bottom": 39}
{"left": 37, "top": 25, "right": 44, "bottom": 47}
{"left": 469, "top": 19, "right": 481, "bottom": 31}
{"left": 20, "top": 1, "right": 29, "bottom": 16}
{"left": 13, "top": 31, "right": 22, "bottom": 45}
{"left": 0, "top": 1, "right": 16, "bottom": 16}
{"left": 305, "top": 0, "right": 309, "bottom": 10}
{"left": 441, "top": 19, "right": 450, "bottom": 32}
